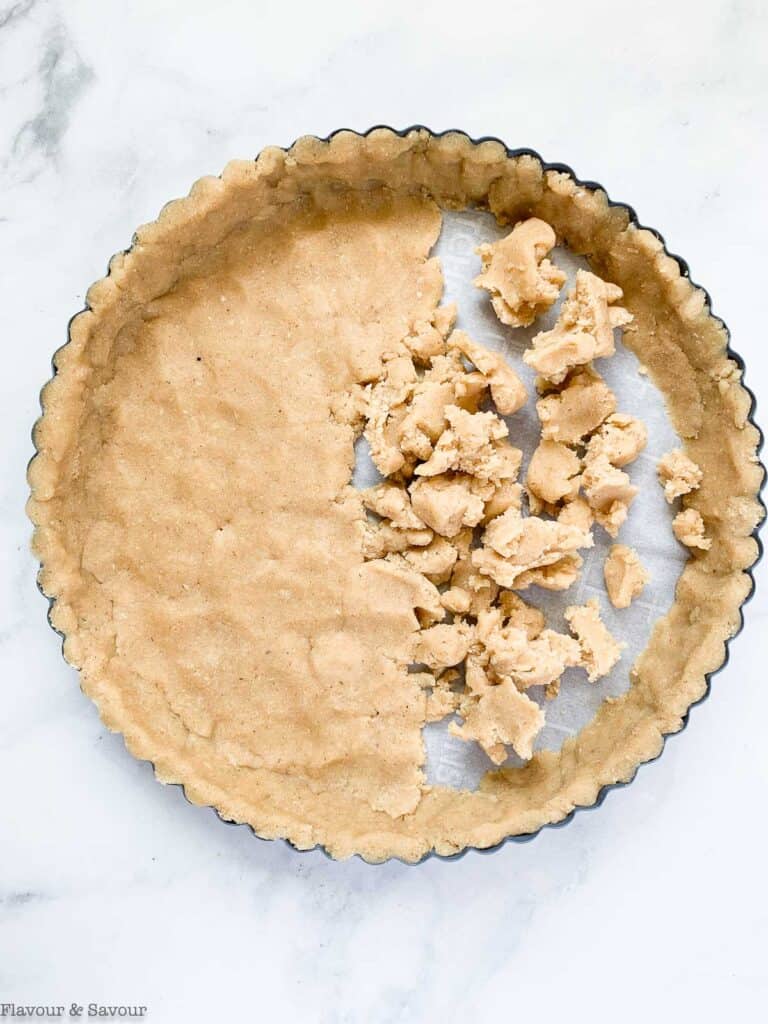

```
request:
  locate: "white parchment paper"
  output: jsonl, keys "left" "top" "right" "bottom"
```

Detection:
{"left": 355, "top": 209, "right": 687, "bottom": 790}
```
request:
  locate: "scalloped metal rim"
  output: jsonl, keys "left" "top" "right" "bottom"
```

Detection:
{"left": 29, "top": 124, "right": 766, "bottom": 866}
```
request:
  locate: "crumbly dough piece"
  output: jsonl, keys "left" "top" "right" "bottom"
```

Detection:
{"left": 409, "top": 474, "right": 487, "bottom": 538}
{"left": 672, "top": 508, "right": 712, "bottom": 550}
{"left": 523, "top": 270, "right": 633, "bottom": 384}
{"left": 581, "top": 453, "right": 638, "bottom": 538}
{"left": 557, "top": 496, "right": 595, "bottom": 532}
{"left": 440, "top": 586, "right": 472, "bottom": 615}
{"left": 482, "top": 622, "right": 581, "bottom": 690}
{"left": 536, "top": 366, "right": 617, "bottom": 444}
{"left": 361, "top": 522, "right": 433, "bottom": 559}
{"left": 526, "top": 440, "right": 581, "bottom": 506}
{"left": 473, "top": 508, "right": 592, "bottom": 588}
{"left": 361, "top": 482, "right": 425, "bottom": 530}
{"left": 474, "top": 218, "right": 566, "bottom": 327}
{"left": 400, "top": 536, "right": 458, "bottom": 584}
{"left": 364, "top": 329, "right": 494, "bottom": 476}
{"left": 512, "top": 552, "right": 584, "bottom": 592}
{"left": 414, "top": 621, "right": 473, "bottom": 670}
{"left": 415, "top": 406, "right": 522, "bottom": 481}
{"left": 565, "top": 598, "right": 624, "bottom": 681}
{"left": 373, "top": 557, "right": 446, "bottom": 628}
{"left": 657, "top": 449, "right": 704, "bottom": 503}
{"left": 482, "top": 479, "right": 523, "bottom": 524}
{"left": 497, "top": 592, "right": 545, "bottom": 639}
{"left": 442, "top": 528, "right": 500, "bottom": 618}
{"left": 450, "top": 602, "right": 582, "bottom": 761}
{"left": 402, "top": 303, "right": 456, "bottom": 363}
{"left": 451, "top": 329, "right": 527, "bottom": 414}
{"left": 424, "top": 669, "right": 461, "bottom": 722}
{"left": 585, "top": 413, "right": 648, "bottom": 468}
{"left": 604, "top": 544, "right": 650, "bottom": 608}
{"left": 450, "top": 658, "right": 545, "bottom": 762}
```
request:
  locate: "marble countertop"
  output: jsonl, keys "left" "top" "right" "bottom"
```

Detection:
{"left": 2, "top": 1, "right": 766, "bottom": 1020}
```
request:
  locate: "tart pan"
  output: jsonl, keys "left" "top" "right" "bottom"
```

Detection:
{"left": 28, "top": 126, "right": 765, "bottom": 863}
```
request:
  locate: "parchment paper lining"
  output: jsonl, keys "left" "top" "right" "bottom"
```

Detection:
{"left": 354, "top": 209, "right": 687, "bottom": 789}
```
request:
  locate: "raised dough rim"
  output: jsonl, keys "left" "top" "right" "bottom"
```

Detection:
{"left": 27, "top": 125, "right": 766, "bottom": 865}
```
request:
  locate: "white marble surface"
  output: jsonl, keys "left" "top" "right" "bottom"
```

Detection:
{"left": 2, "top": 0, "right": 767, "bottom": 1020}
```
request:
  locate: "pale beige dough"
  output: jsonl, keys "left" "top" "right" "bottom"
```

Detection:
{"left": 526, "top": 440, "right": 582, "bottom": 507}
{"left": 582, "top": 453, "right": 638, "bottom": 538}
{"left": 604, "top": 544, "right": 650, "bottom": 608}
{"left": 451, "top": 663, "right": 544, "bottom": 763}
{"left": 557, "top": 496, "right": 595, "bottom": 532}
{"left": 673, "top": 508, "right": 712, "bottom": 550}
{"left": 513, "top": 552, "right": 584, "bottom": 592}
{"left": 409, "top": 474, "right": 487, "bottom": 537}
{"left": 414, "top": 406, "right": 521, "bottom": 481}
{"left": 497, "top": 592, "right": 546, "bottom": 639}
{"left": 482, "top": 622, "right": 581, "bottom": 690}
{"left": 473, "top": 508, "right": 592, "bottom": 588}
{"left": 400, "top": 537, "right": 458, "bottom": 584}
{"left": 451, "top": 329, "right": 527, "bottom": 415}
{"left": 474, "top": 217, "right": 566, "bottom": 327}
{"left": 536, "top": 366, "right": 617, "bottom": 444}
{"left": 523, "top": 270, "right": 633, "bottom": 383}
{"left": 585, "top": 413, "right": 648, "bottom": 468}
{"left": 424, "top": 669, "right": 461, "bottom": 722}
{"left": 658, "top": 448, "right": 704, "bottom": 503}
{"left": 413, "top": 621, "right": 473, "bottom": 670}
{"left": 362, "top": 522, "right": 433, "bottom": 559}
{"left": 27, "top": 130, "right": 763, "bottom": 862}
{"left": 565, "top": 598, "right": 624, "bottom": 682}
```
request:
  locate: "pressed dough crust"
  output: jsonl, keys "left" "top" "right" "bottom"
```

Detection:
{"left": 28, "top": 129, "right": 764, "bottom": 862}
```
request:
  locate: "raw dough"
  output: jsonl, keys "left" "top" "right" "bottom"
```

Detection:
{"left": 523, "top": 270, "right": 633, "bottom": 383}
{"left": 474, "top": 217, "right": 566, "bottom": 327}
{"left": 585, "top": 413, "right": 648, "bottom": 468}
{"left": 473, "top": 508, "right": 592, "bottom": 588}
{"left": 565, "top": 598, "right": 624, "bottom": 682}
{"left": 658, "top": 448, "right": 704, "bottom": 503}
{"left": 673, "top": 508, "right": 712, "bottom": 550}
{"left": 526, "top": 440, "right": 581, "bottom": 506}
{"left": 536, "top": 366, "right": 617, "bottom": 444}
{"left": 452, "top": 329, "right": 527, "bottom": 414}
{"left": 581, "top": 454, "right": 638, "bottom": 538}
{"left": 604, "top": 544, "right": 650, "bottom": 608}
{"left": 28, "top": 130, "right": 763, "bottom": 862}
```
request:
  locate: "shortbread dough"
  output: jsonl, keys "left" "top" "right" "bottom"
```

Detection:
{"left": 523, "top": 270, "right": 633, "bottom": 383}
{"left": 474, "top": 217, "right": 566, "bottom": 327}
{"left": 673, "top": 508, "right": 712, "bottom": 550}
{"left": 28, "top": 130, "right": 763, "bottom": 862}
{"left": 565, "top": 599, "right": 625, "bottom": 682}
{"left": 604, "top": 545, "right": 650, "bottom": 609}
{"left": 658, "top": 449, "right": 703, "bottom": 503}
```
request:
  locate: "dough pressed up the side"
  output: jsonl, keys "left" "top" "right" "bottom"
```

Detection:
{"left": 27, "top": 129, "right": 763, "bottom": 862}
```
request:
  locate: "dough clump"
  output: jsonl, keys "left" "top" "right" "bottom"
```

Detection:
{"left": 565, "top": 598, "right": 624, "bottom": 682}
{"left": 474, "top": 218, "right": 566, "bottom": 327}
{"left": 672, "top": 508, "right": 711, "bottom": 550}
{"left": 604, "top": 544, "right": 650, "bottom": 608}
{"left": 523, "top": 270, "right": 633, "bottom": 384}
{"left": 657, "top": 448, "right": 703, "bottom": 503}
{"left": 356, "top": 285, "right": 631, "bottom": 766}
{"left": 473, "top": 508, "right": 592, "bottom": 589}
{"left": 359, "top": 229, "right": 703, "bottom": 773}
{"left": 536, "top": 366, "right": 617, "bottom": 444}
